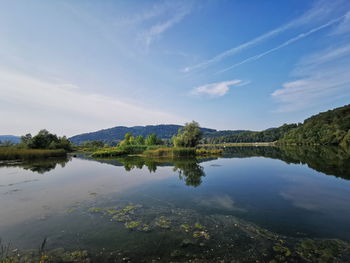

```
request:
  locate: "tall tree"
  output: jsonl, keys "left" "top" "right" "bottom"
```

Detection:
{"left": 172, "top": 121, "right": 202, "bottom": 147}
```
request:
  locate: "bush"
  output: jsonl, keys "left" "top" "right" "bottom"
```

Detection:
{"left": 119, "top": 145, "right": 148, "bottom": 154}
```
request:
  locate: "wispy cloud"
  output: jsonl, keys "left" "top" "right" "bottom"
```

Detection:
{"left": 114, "top": 3, "right": 173, "bottom": 27}
{"left": 191, "top": 79, "right": 243, "bottom": 97}
{"left": 216, "top": 16, "right": 344, "bottom": 74}
{"left": 138, "top": 2, "right": 193, "bottom": 49}
{"left": 182, "top": 0, "right": 345, "bottom": 73}
{"left": 271, "top": 44, "right": 350, "bottom": 112}
{"left": 330, "top": 10, "right": 350, "bottom": 35}
{"left": 0, "top": 69, "right": 184, "bottom": 136}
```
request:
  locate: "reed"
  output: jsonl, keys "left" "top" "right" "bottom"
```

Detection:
{"left": 143, "top": 147, "right": 196, "bottom": 158}
{"left": 0, "top": 147, "right": 66, "bottom": 160}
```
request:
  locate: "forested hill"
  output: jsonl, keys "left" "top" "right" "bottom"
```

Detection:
{"left": 204, "top": 124, "right": 298, "bottom": 144}
{"left": 279, "top": 104, "right": 350, "bottom": 146}
{"left": 207, "top": 104, "right": 350, "bottom": 145}
{"left": 0, "top": 135, "right": 21, "bottom": 144}
{"left": 69, "top": 104, "right": 350, "bottom": 146}
{"left": 69, "top": 125, "right": 219, "bottom": 145}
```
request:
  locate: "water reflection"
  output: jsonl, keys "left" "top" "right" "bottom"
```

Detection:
{"left": 93, "top": 156, "right": 208, "bottom": 187}
{"left": 1, "top": 145, "right": 349, "bottom": 181}
{"left": 1, "top": 147, "right": 350, "bottom": 262}
{"left": 0, "top": 157, "right": 70, "bottom": 174}
{"left": 223, "top": 146, "right": 350, "bottom": 180}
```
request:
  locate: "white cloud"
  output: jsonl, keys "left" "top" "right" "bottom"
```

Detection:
{"left": 271, "top": 44, "right": 350, "bottom": 112}
{"left": 183, "top": 0, "right": 345, "bottom": 73}
{"left": 191, "top": 80, "right": 242, "bottom": 97}
{"left": 138, "top": 3, "right": 192, "bottom": 49}
{"left": 0, "top": 69, "right": 185, "bottom": 136}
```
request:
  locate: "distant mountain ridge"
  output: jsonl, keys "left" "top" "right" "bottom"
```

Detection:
{"left": 69, "top": 124, "right": 224, "bottom": 145}
{"left": 0, "top": 135, "right": 21, "bottom": 144}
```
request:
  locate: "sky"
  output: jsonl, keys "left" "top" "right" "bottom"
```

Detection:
{"left": 0, "top": 0, "right": 350, "bottom": 136}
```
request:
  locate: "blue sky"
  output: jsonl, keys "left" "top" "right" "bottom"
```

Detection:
{"left": 0, "top": 0, "right": 350, "bottom": 136}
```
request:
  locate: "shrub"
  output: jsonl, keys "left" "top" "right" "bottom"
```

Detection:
{"left": 119, "top": 145, "right": 148, "bottom": 154}
{"left": 91, "top": 148, "right": 126, "bottom": 158}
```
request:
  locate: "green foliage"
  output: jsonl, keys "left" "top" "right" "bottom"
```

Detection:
{"left": 135, "top": 135, "right": 145, "bottom": 145}
{"left": 172, "top": 121, "right": 203, "bottom": 147}
{"left": 83, "top": 140, "right": 104, "bottom": 148}
{"left": 118, "top": 145, "right": 148, "bottom": 154}
{"left": 91, "top": 148, "right": 127, "bottom": 158}
{"left": 21, "top": 130, "right": 72, "bottom": 151}
{"left": 119, "top": 132, "right": 135, "bottom": 146}
{"left": 207, "top": 124, "right": 297, "bottom": 144}
{"left": 145, "top": 133, "right": 162, "bottom": 146}
{"left": 279, "top": 104, "right": 350, "bottom": 145}
{"left": 143, "top": 147, "right": 196, "bottom": 158}
{"left": 119, "top": 133, "right": 162, "bottom": 147}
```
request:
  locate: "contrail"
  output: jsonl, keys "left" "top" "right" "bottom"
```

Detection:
{"left": 181, "top": 1, "right": 342, "bottom": 73}
{"left": 215, "top": 16, "right": 345, "bottom": 75}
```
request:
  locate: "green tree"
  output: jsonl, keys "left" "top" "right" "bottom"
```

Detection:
{"left": 135, "top": 135, "right": 145, "bottom": 145}
{"left": 145, "top": 134, "right": 156, "bottom": 145}
{"left": 21, "top": 133, "right": 32, "bottom": 145}
{"left": 28, "top": 129, "right": 59, "bottom": 149}
{"left": 20, "top": 130, "right": 72, "bottom": 151}
{"left": 119, "top": 132, "right": 135, "bottom": 146}
{"left": 172, "top": 121, "right": 202, "bottom": 147}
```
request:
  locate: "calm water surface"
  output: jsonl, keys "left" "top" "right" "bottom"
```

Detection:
{"left": 1, "top": 146, "right": 350, "bottom": 262}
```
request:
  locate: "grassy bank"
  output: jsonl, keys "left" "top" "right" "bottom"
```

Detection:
{"left": 143, "top": 147, "right": 196, "bottom": 158}
{"left": 0, "top": 147, "right": 67, "bottom": 160}
{"left": 91, "top": 145, "right": 149, "bottom": 158}
{"left": 91, "top": 145, "right": 224, "bottom": 159}
{"left": 199, "top": 142, "right": 276, "bottom": 147}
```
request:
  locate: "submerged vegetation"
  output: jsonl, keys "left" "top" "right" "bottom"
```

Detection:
{"left": 4, "top": 198, "right": 348, "bottom": 263}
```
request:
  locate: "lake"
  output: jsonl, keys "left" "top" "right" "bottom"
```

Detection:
{"left": 1, "top": 146, "right": 350, "bottom": 262}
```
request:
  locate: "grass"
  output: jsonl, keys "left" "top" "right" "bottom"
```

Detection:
{"left": 200, "top": 142, "right": 276, "bottom": 147}
{"left": 91, "top": 145, "right": 149, "bottom": 157}
{"left": 91, "top": 145, "right": 224, "bottom": 159}
{"left": 0, "top": 147, "right": 67, "bottom": 160}
{"left": 142, "top": 147, "right": 196, "bottom": 158}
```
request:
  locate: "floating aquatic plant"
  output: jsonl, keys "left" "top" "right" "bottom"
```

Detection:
{"left": 124, "top": 221, "right": 141, "bottom": 230}
{"left": 155, "top": 216, "right": 171, "bottom": 229}
{"left": 193, "top": 231, "right": 210, "bottom": 240}
{"left": 194, "top": 223, "right": 204, "bottom": 230}
{"left": 180, "top": 224, "right": 191, "bottom": 233}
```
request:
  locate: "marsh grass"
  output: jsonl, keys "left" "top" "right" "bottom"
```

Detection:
{"left": 143, "top": 147, "right": 196, "bottom": 158}
{"left": 0, "top": 147, "right": 67, "bottom": 160}
{"left": 196, "top": 148, "right": 223, "bottom": 156}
